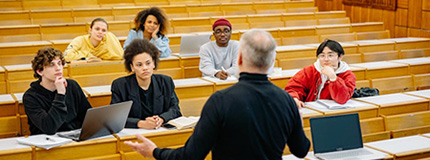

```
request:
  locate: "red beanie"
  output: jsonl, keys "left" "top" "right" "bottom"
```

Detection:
{"left": 212, "top": 18, "right": 232, "bottom": 30}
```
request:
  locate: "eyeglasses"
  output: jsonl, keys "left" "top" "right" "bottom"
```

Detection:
{"left": 317, "top": 54, "right": 338, "bottom": 60}
{"left": 214, "top": 29, "right": 231, "bottom": 36}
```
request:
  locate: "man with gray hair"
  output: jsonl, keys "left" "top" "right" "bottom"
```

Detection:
{"left": 125, "top": 29, "right": 310, "bottom": 160}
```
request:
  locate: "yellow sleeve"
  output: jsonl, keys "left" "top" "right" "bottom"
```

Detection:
{"left": 100, "top": 32, "right": 124, "bottom": 60}
{"left": 64, "top": 36, "right": 92, "bottom": 62}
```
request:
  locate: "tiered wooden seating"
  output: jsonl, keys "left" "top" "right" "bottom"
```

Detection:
{"left": 40, "top": 23, "right": 87, "bottom": 40}
{"left": 389, "top": 57, "right": 430, "bottom": 74}
{"left": 0, "top": 11, "right": 32, "bottom": 26}
{"left": 12, "top": 93, "right": 30, "bottom": 136}
{"left": 400, "top": 48, "right": 430, "bottom": 59}
{"left": 278, "top": 57, "right": 316, "bottom": 70}
{"left": 72, "top": 8, "right": 114, "bottom": 23}
{"left": 82, "top": 85, "right": 111, "bottom": 107}
{"left": 30, "top": 9, "right": 74, "bottom": 24}
{"left": 356, "top": 30, "right": 390, "bottom": 40}
{"left": 221, "top": 2, "right": 255, "bottom": 16}
{"left": 365, "top": 135, "right": 430, "bottom": 159}
{"left": 268, "top": 69, "right": 300, "bottom": 89}
{"left": 350, "top": 61, "right": 409, "bottom": 79}
{"left": 0, "top": 25, "right": 41, "bottom": 43}
{"left": 360, "top": 117, "right": 390, "bottom": 142}
{"left": 179, "top": 96, "right": 209, "bottom": 116}
{"left": 385, "top": 37, "right": 430, "bottom": 50}
{"left": 350, "top": 22, "right": 385, "bottom": 32}
{"left": 350, "top": 66, "right": 366, "bottom": 80}
{"left": 362, "top": 50, "right": 399, "bottom": 62}
{"left": 248, "top": 14, "right": 284, "bottom": 29}
{"left": 253, "top": 1, "right": 287, "bottom": 14}
{"left": 0, "top": 94, "right": 20, "bottom": 138}
{"left": 356, "top": 93, "right": 429, "bottom": 116}
{"left": 173, "top": 78, "right": 213, "bottom": 100}
{"left": 317, "top": 17, "right": 350, "bottom": 25}
{"left": 370, "top": 75, "right": 415, "bottom": 95}
{"left": 0, "top": 67, "right": 5, "bottom": 94}
{"left": 414, "top": 73, "right": 430, "bottom": 90}
{"left": 171, "top": 17, "right": 212, "bottom": 34}
{"left": 383, "top": 110, "right": 430, "bottom": 138}
{"left": 356, "top": 79, "right": 371, "bottom": 89}
{"left": 188, "top": 4, "right": 223, "bottom": 17}
{"left": 319, "top": 32, "right": 355, "bottom": 42}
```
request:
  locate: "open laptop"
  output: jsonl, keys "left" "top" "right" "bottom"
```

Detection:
{"left": 179, "top": 34, "right": 211, "bottom": 57}
{"left": 310, "top": 113, "right": 384, "bottom": 160}
{"left": 57, "top": 101, "right": 132, "bottom": 141}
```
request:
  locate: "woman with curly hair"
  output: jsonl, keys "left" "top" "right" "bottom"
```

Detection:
{"left": 123, "top": 7, "right": 172, "bottom": 58}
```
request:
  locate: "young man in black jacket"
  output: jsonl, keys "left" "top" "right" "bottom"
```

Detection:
{"left": 23, "top": 47, "right": 91, "bottom": 135}
{"left": 125, "top": 29, "right": 311, "bottom": 160}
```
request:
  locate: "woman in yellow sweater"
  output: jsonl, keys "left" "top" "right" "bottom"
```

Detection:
{"left": 64, "top": 18, "right": 123, "bottom": 62}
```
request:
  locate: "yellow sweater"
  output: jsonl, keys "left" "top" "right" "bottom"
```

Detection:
{"left": 64, "top": 32, "right": 123, "bottom": 62}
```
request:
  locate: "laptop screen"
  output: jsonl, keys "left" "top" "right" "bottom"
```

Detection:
{"left": 310, "top": 113, "right": 363, "bottom": 154}
{"left": 179, "top": 34, "right": 211, "bottom": 56}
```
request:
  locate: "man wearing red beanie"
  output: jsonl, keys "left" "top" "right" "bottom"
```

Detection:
{"left": 199, "top": 18, "right": 240, "bottom": 80}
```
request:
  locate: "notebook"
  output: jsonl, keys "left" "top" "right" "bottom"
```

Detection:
{"left": 310, "top": 113, "right": 384, "bottom": 160}
{"left": 179, "top": 34, "right": 212, "bottom": 57}
{"left": 57, "top": 101, "right": 132, "bottom": 141}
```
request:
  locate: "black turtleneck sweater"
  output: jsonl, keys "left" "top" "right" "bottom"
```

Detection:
{"left": 154, "top": 73, "right": 310, "bottom": 160}
{"left": 23, "top": 79, "right": 91, "bottom": 135}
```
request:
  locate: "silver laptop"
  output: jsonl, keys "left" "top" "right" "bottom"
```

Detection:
{"left": 310, "top": 113, "right": 384, "bottom": 160}
{"left": 179, "top": 34, "right": 211, "bottom": 57}
{"left": 58, "top": 101, "right": 132, "bottom": 141}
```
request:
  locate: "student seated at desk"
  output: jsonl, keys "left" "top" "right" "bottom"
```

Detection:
{"left": 111, "top": 39, "right": 181, "bottom": 129}
{"left": 63, "top": 18, "right": 123, "bottom": 62}
{"left": 285, "top": 39, "right": 356, "bottom": 107}
{"left": 199, "top": 18, "right": 239, "bottom": 80}
{"left": 123, "top": 7, "right": 171, "bottom": 58}
{"left": 23, "top": 47, "right": 91, "bottom": 135}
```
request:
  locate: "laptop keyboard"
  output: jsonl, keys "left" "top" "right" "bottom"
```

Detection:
{"left": 319, "top": 149, "right": 373, "bottom": 159}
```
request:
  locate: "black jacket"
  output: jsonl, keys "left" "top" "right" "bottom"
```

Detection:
{"left": 23, "top": 79, "right": 91, "bottom": 135}
{"left": 110, "top": 74, "right": 182, "bottom": 128}
{"left": 153, "top": 73, "right": 310, "bottom": 160}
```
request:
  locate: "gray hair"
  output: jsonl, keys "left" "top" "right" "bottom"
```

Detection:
{"left": 239, "top": 29, "right": 277, "bottom": 71}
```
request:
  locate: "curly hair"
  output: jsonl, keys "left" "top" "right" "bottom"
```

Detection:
{"left": 124, "top": 39, "right": 160, "bottom": 72}
{"left": 134, "top": 7, "right": 169, "bottom": 36}
{"left": 31, "top": 47, "right": 65, "bottom": 79}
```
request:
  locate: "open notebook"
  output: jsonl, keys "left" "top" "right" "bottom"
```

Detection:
{"left": 167, "top": 116, "right": 200, "bottom": 130}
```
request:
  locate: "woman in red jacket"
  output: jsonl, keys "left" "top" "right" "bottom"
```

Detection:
{"left": 285, "top": 39, "right": 356, "bottom": 108}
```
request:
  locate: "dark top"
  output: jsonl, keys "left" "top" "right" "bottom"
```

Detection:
{"left": 138, "top": 83, "right": 154, "bottom": 118}
{"left": 110, "top": 74, "right": 182, "bottom": 128}
{"left": 23, "top": 79, "right": 91, "bottom": 135}
{"left": 153, "top": 73, "right": 311, "bottom": 160}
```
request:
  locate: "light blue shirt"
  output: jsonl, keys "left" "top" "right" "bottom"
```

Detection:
{"left": 123, "top": 29, "right": 171, "bottom": 58}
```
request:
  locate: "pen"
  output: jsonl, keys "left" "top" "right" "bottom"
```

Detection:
{"left": 46, "top": 137, "right": 56, "bottom": 142}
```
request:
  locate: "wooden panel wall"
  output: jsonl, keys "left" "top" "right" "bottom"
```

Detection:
{"left": 315, "top": 0, "right": 430, "bottom": 38}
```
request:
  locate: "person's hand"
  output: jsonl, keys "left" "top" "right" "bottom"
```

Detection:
{"left": 293, "top": 98, "right": 305, "bottom": 109}
{"left": 137, "top": 118, "right": 158, "bottom": 129}
{"left": 321, "top": 66, "right": 337, "bottom": 80}
{"left": 55, "top": 76, "right": 67, "bottom": 95}
{"left": 124, "top": 134, "right": 156, "bottom": 158}
{"left": 151, "top": 26, "right": 160, "bottom": 40}
{"left": 215, "top": 70, "right": 230, "bottom": 80}
{"left": 152, "top": 116, "right": 164, "bottom": 129}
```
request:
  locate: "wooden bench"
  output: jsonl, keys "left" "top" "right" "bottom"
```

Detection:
{"left": 371, "top": 75, "right": 415, "bottom": 95}
{"left": 360, "top": 117, "right": 391, "bottom": 142}
{"left": 356, "top": 93, "right": 429, "bottom": 116}
{"left": 383, "top": 110, "right": 430, "bottom": 138}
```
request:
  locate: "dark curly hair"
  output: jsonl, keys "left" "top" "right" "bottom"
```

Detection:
{"left": 124, "top": 39, "right": 160, "bottom": 72}
{"left": 31, "top": 47, "right": 65, "bottom": 79}
{"left": 134, "top": 7, "right": 169, "bottom": 36}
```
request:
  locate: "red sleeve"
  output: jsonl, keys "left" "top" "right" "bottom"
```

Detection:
{"left": 328, "top": 70, "right": 356, "bottom": 104}
{"left": 285, "top": 68, "right": 311, "bottom": 101}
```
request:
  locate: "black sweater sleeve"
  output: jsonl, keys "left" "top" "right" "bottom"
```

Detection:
{"left": 23, "top": 92, "right": 68, "bottom": 135}
{"left": 153, "top": 93, "right": 221, "bottom": 160}
{"left": 286, "top": 95, "right": 310, "bottom": 158}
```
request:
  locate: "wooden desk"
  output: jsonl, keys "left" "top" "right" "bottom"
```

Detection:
{"left": 301, "top": 108, "right": 323, "bottom": 128}
{"left": 200, "top": 77, "right": 238, "bottom": 91}
{"left": 268, "top": 69, "right": 300, "bottom": 89}
{"left": 117, "top": 128, "right": 193, "bottom": 159}
{"left": 389, "top": 57, "right": 430, "bottom": 74}
{"left": 350, "top": 61, "right": 409, "bottom": 79}
{"left": 305, "top": 99, "right": 378, "bottom": 119}
{"left": 0, "top": 94, "right": 19, "bottom": 137}
{"left": 50, "top": 39, "right": 72, "bottom": 52}
{"left": 34, "top": 136, "right": 118, "bottom": 160}
{"left": 365, "top": 135, "right": 430, "bottom": 160}
{"left": 383, "top": 110, "right": 430, "bottom": 138}
{"left": 68, "top": 60, "right": 125, "bottom": 76}
{"left": 0, "top": 94, "right": 17, "bottom": 117}
{"left": 315, "top": 24, "right": 351, "bottom": 35}
{"left": 301, "top": 146, "right": 393, "bottom": 160}
{"left": 174, "top": 78, "right": 214, "bottom": 99}
{"left": 0, "top": 67, "right": 5, "bottom": 94}
{"left": 350, "top": 66, "right": 366, "bottom": 80}
{"left": 404, "top": 90, "right": 430, "bottom": 100}
{"left": 0, "top": 41, "right": 51, "bottom": 57}
{"left": 159, "top": 56, "right": 181, "bottom": 69}
{"left": 0, "top": 137, "right": 33, "bottom": 160}
{"left": 12, "top": 93, "right": 29, "bottom": 136}
{"left": 360, "top": 117, "right": 391, "bottom": 142}
{"left": 276, "top": 45, "right": 316, "bottom": 59}
{"left": 179, "top": 96, "right": 209, "bottom": 117}
{"left": 178, "top": 55, "right": 201, "bottom": 78}
{"left": 82, "top": 85, "right": 111, "bottom": 108}
{"left": 356, "top": 93, "right": 429, "bottom": 116}
{"left": 351, "top": 40, "right": 395, "bottom": 53}
{"left": 384, "top": 37, "right": 430, "bottom": 50}
{"left": 350, "top": 22, "right": 385, "bottom": 32}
